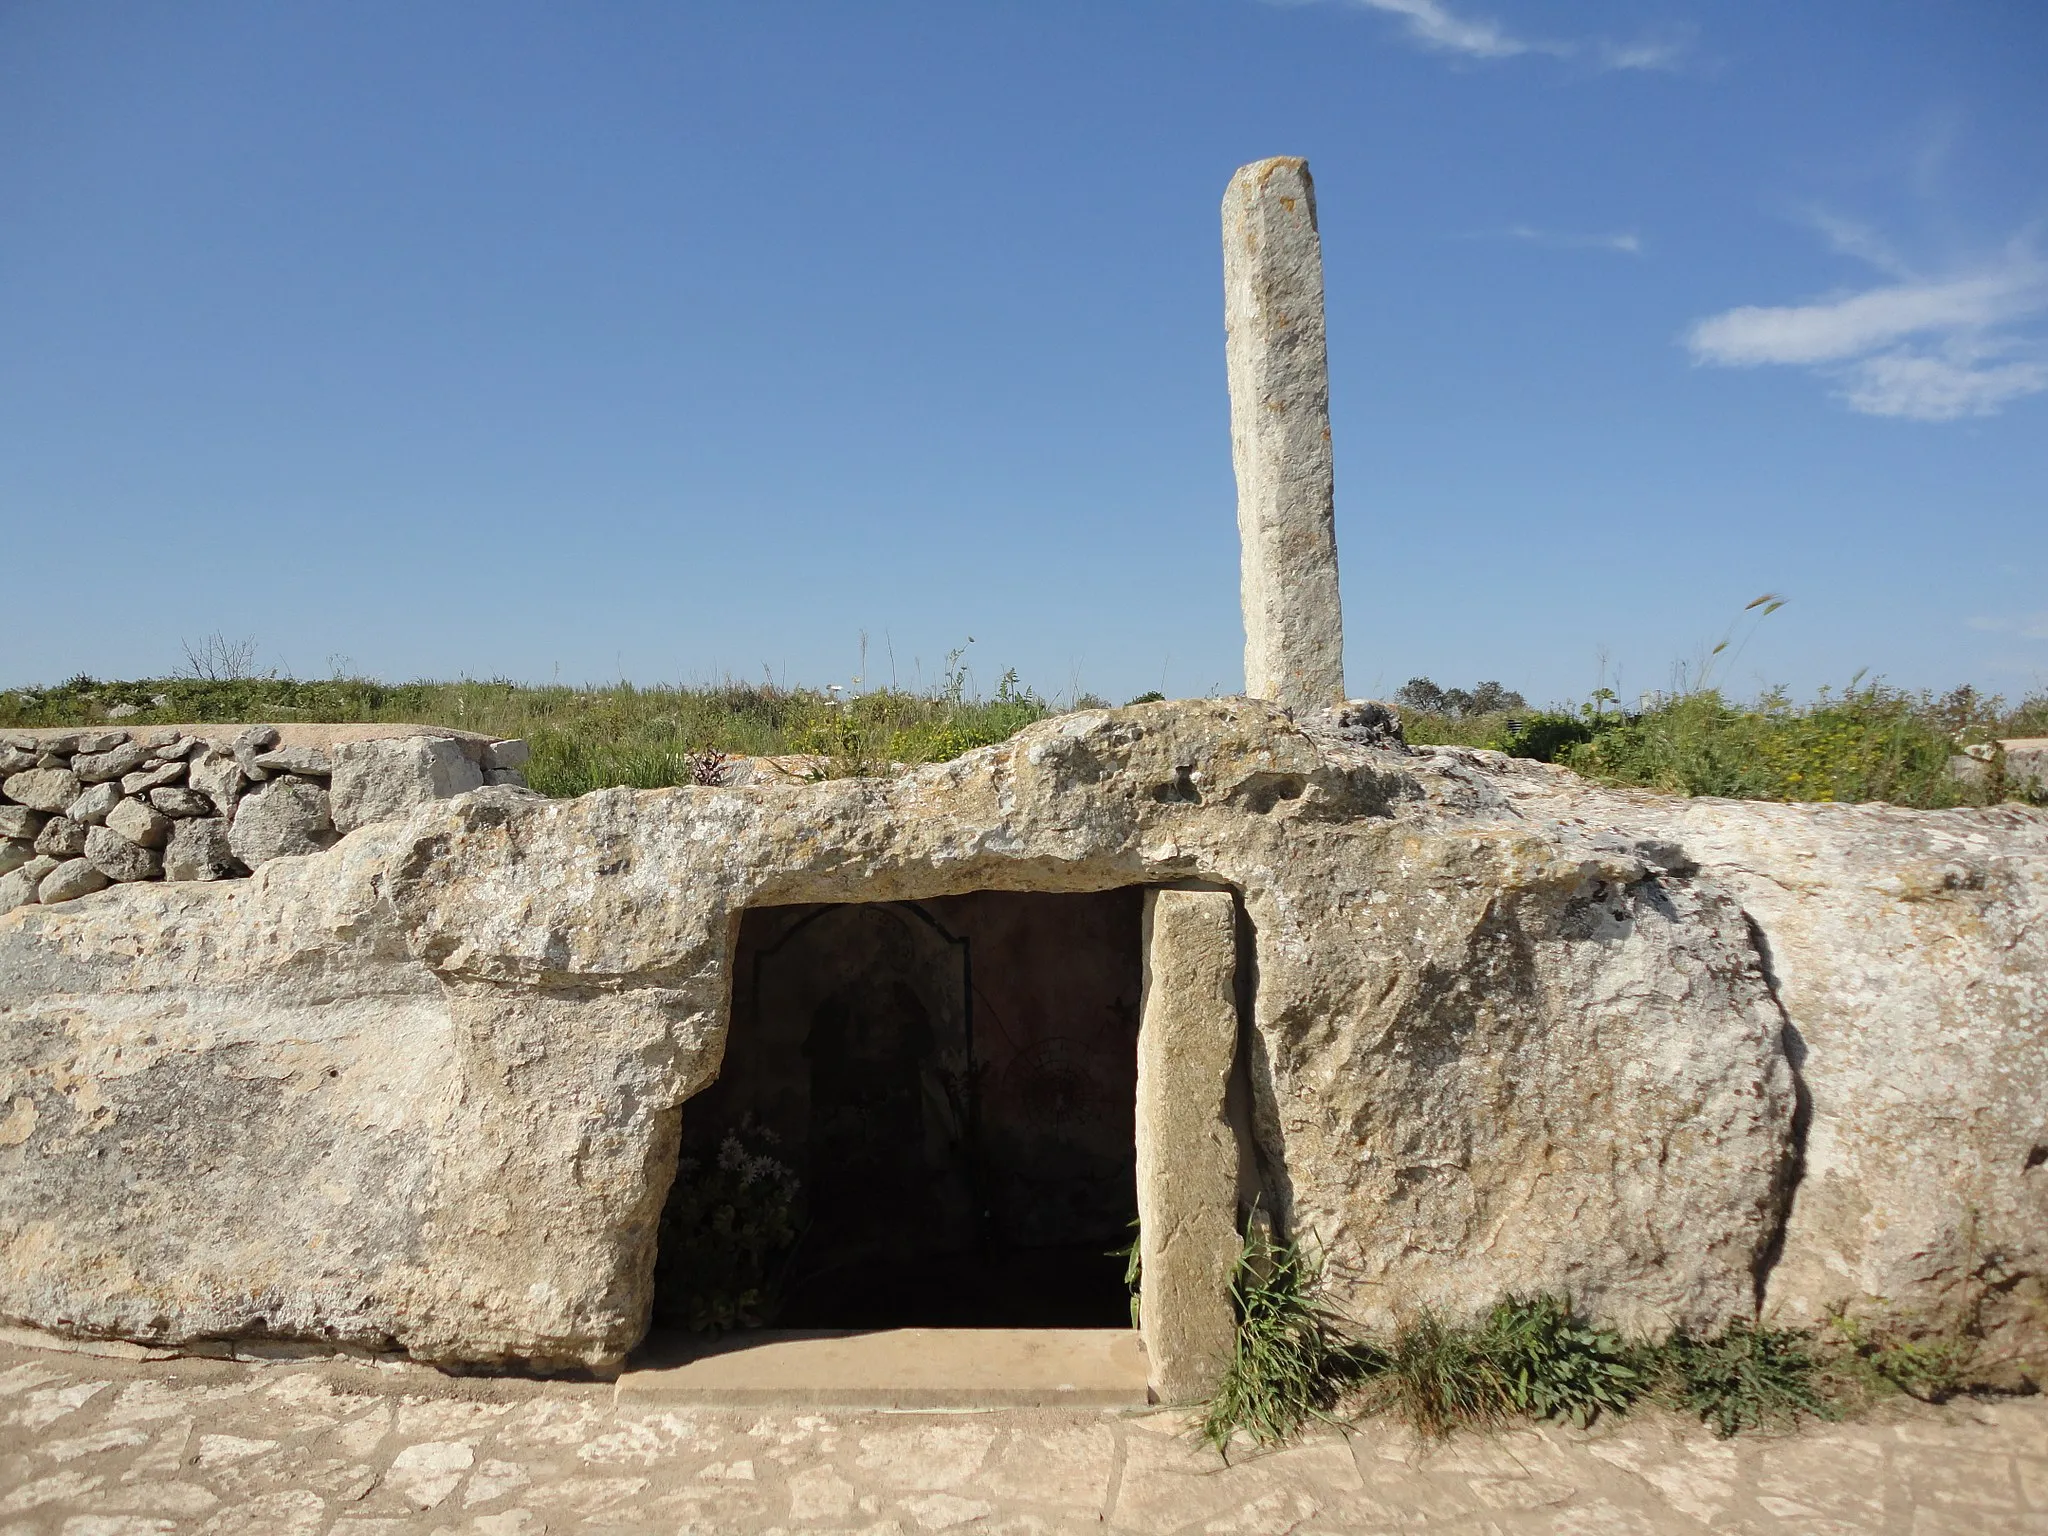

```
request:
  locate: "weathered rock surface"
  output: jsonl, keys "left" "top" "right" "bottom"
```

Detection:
{"left": 2, "top": 768, "right": 82, "bottom": 814}
{"left": 105, "top": 796, "right": 172, "bottom": 849}
{"left": 232, "top": 724, "right": 280, "bottom": 780}
{"left": 185, "top": 746, "right": 247, "bottom": 817}
{"left": 120, "top": 761, "right": 185, "bottom": 795}
{"left": 1457, "top": 750, "right": 2048, "bottom": 1375}
{"left": 0, "top": 805, "right": 46, "bottom": 840}
{"left": 0, "top": 701, "right": 2040, "bottom": 1377}
{"left": 149, "top": 785, "right": 214, "bottom": 818}
{"left": 65, "top": 781, "right": 123, "bottom": 825}
{"left": 0, "top": 839, "right": 32, "bottom": 877}
{"left": 330, "top": 735, "right": 485, "bottom": 834}
{"left": 83, "top": 823, "right": 161, "bottom": 882}
{"left": 162, "top": 816, "right": 239, "bottom": 882}
{"left": 252, "top": 745, "right": 332, "bottom": 777}
{"left": 227, "top": 776, "right": 337, "bottom": 867}
{"left": 32, "top": 816, "right": 87, "bottom": 859}
{"left": 70, "top": 741, "right": 151, "bottom": 783}
{"left": 1223, "top": 157, "right": 1346, "bottom": 714}
{"left": 36, "top": 855, "right": 110, "bottom": 903}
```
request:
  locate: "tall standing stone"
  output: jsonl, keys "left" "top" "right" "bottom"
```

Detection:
{"left": 1223, "top": 157, "right": 1346, "bottom": 712}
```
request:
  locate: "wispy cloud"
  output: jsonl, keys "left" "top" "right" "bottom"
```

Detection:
{"left": 1684, "top": 237, "right": 2048, "bottom": 421}
{"left": 1266, "top": 0, "right": 1689, "bottom": 71}
{"left": 1968, "top": 613, "right": 2048, "bottom": 642}
{"left": 1502, "top": 224, "right": 1643, "bottom": 255}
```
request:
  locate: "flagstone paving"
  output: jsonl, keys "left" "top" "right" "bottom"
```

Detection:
{"left": 0, "top": 1335, "right": 2042, "bottom": 1534}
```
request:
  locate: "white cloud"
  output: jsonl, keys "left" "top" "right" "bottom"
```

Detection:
{"left": 1504, "top": 224, "right": 1642, "bottom": 254}
{"left": 1267, "top": 0, "right": 1687, "bottom": 70}
{"left": 1684, "top": 240, "right": 2048, "bottom": 421}
{"left": 1359, "top": 0, "right": 1529, "bottom": 58}
{"left": 1968, "top": 613, "right": 2048, "bottom": 642}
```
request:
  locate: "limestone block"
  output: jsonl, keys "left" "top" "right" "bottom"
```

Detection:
{"left": 228, "top": 777, "right": 337, "bottom": 867}
{"left": 38, "top": 856, "right": 110, "bottom": 903}
{"left": 0, "top": 838, "right": 32, "bottom": 876}
{"left": 163, "top": 817, "right": 240, "bottom": 882}
{"left": 149, "top": 786, "right": 214, "bottom": 819}
{"left": 484, "top": 739, "right": 532, "bottom": 771}
{"left": 330, "top": 736, "right": 485, "bottom": 835}
{"left": 71, "top": 742, "right": 151, "bottom": 783}
{"left": 232, "top": 724, "right": 280, "bottom": 781}
{"left": 186, "top": 747, "right": 247, "bottom": 819}
{"left": 0, "top": 865, "right": 37, "bottom": 912}
{"left": 66, "top": 782, "right": 124, "bottom": 825}
{"left": 1223, "top": 157, "right": 1345, "bottom": 713}
{"left": 2, "top": 855, "right": 60, "bottom": 908}
{"left": 106, "top": 797, "right": 173, "bottom": 849}
{"left": 484, "top": 767, "right": 528, "bottom": 787}
{"left": 1137, "top": 887, "right": 1243, "bottom": 1402}
{"left": 84, "top": 824, "right": 162, "bottom": 883}
{"left": 0, "top": 747, "right": 37, "bottom": 775}
{"left": 33, "top": 816, "right": 87, "bottom": 859}
{"left": 253, "top": 746, "right": 332, "bottom": 777}
{"left": 121, "top": 761, "right": 186, "bottom": 796}
{"left": 0, "top": 805, "right": 46, "bottom": 840}
{"left": 72, "top": 730, "right": 130, "bottom": 754}
{"left": 2, "top": 768, "right": 82, "bottom": 814}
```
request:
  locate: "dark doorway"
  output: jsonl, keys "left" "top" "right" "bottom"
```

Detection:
{"left": 655, "top": 889, "right": 1142, "bottom": 1331}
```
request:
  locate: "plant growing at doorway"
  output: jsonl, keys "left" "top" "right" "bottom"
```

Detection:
{"left": 1199, "top": 1224, "right": 1374, "bottom": 1455}
{"left": 652, "top": 1123, "right": 802, "bottom": 1334}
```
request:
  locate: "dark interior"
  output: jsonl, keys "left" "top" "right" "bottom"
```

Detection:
{"left": 656, "top": 889, "right": 1142, "bottom": 1330}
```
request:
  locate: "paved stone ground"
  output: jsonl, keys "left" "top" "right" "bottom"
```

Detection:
{"left": 0, "top": 1337, "right": 2043, "bottom": 1535}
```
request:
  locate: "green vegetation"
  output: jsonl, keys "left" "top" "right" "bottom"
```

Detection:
{"left": 7, "top": 632, "right": 2043, "bottom": 805}
{"left": 1658, "top": 1321, "right": 1838, "bottom": 1436}
{"left": 1199, "top": 1225, "right": 1374, "bottom": 1454}
{"left": 1400, "top": 676, "right": 2048, "bottom": 809}
{"left": 1198, "top": 1227, "right": 2001, "bottom": 1454}
{"left": 0, "top": 648, "right": 1063, "bottom": 797}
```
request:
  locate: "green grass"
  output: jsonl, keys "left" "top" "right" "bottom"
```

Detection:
{"left": 1194, "top": 1251, "right": 1933, "bottom": 1453}
{"left": 1403, "top": 681, "right": 2048, "bottom": 809}
{"left": 1199, "top": 1227, "right": 1375, "bottom": 1454}
{"left": 9, "top": 662, "right": 2044, "bottom": 807}
{"left": 0, "top": 669, "right": 1064, "bottom": 798}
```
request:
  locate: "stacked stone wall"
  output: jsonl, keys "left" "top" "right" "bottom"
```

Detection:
{"left": 0, "top": 725, "right": 528, "bottom": 909}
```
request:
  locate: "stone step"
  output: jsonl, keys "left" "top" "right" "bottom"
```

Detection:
{"left": 614, "top": 1328, "right": 1151, "bottom": 1410}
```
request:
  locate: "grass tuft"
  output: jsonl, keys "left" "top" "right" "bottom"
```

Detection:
{"left": 1353, "top": 1307, "right": 1512, "bottom": 1441}
{"left": 1199, "top": 1227, "right": 1373, "bottom": 1455}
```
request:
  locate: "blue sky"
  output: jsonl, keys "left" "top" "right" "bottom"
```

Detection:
{"left": 3, "top": 1, "right": 2044, "bottom": 706}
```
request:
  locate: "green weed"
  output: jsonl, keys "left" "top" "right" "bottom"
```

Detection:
{"left": 1479, "top": 1294, "right": 1645, "bottom": 1426}
{"left": 1654, "top": 1320, "right": 1838, "bottom": 1437}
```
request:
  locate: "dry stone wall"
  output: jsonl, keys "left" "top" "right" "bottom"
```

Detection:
{"left": 0, "top": 725, "right": 528, "bottom": 910}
